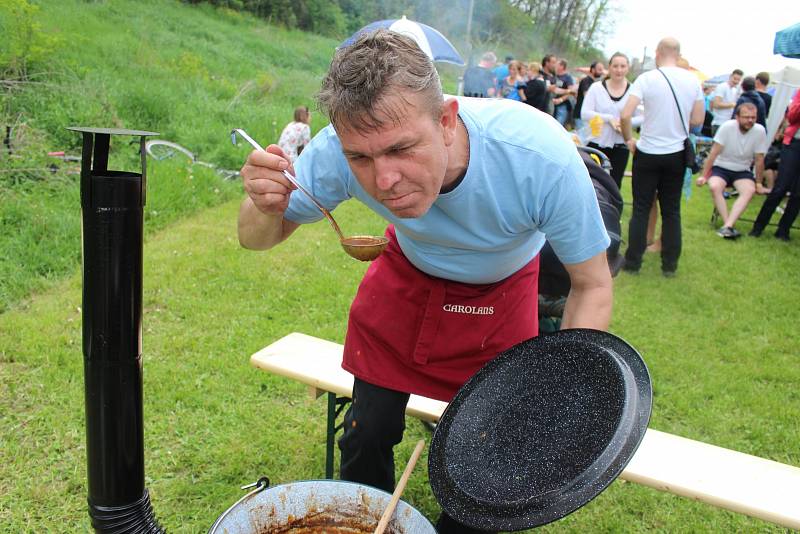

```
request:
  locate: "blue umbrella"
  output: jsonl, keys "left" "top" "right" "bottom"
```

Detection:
{"left": 774, "top": 22, "right": 800, "bottom": 58}
{"left": 339, "top": 15, "right": 464, "bottom": 66}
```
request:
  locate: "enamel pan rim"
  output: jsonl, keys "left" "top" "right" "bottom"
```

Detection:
{"left": 428, "top": 328, "right": 652, "bottom": 531}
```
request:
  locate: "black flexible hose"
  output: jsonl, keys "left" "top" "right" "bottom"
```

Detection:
{"left": 89, "top": 489, "right": 164, "bottom": 533}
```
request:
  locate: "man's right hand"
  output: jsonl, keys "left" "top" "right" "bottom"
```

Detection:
{"left": 697, "top": 163, "right": 714, "bottom": 186}
{"left": 240, "top": 145, "right": 297, "bottom": 216}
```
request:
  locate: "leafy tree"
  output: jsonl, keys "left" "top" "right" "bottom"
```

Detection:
{"left": 181, "top": 0, "right": 616, "bottom": 63}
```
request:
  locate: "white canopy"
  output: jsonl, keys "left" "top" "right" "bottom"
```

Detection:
{"left": 766, "top": 65, "right": 800, "bottom": 142}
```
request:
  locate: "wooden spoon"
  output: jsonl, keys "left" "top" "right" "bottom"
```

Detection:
{"left": 373, "top": 439, "right": 426, "bottom": 534}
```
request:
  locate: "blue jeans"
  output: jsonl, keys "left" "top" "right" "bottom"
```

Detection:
{"left": 554, "top": 105, "right": 570, "bottom": 127}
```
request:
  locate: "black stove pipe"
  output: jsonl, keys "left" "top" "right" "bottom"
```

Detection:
{"left": 74, "top": 127, "right": 164, "bottom": 533}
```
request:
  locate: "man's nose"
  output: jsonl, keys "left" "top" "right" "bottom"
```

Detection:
{"left": 374, "top": 157, "right": 401, "bottom": 191}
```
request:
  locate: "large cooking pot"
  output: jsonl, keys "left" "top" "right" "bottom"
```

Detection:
{"left": 209, "top": 478, "right": 436, "bottom": 534}
{"left": 428, "top": 328, "right": 652, "bottom": 531}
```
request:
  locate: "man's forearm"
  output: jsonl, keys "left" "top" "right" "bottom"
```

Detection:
{"left": 620, "top": 116, "right": 633, "bottom": 141}
{"left": 560, "top": 285, "right": 612, "bottom": 330}
{"left": 237, "top": 196, "right": 291, "bottom": 250}
{"left": 754, "top": 157, "right": 764, "bottom": 184}
{"left": 713, "top": 99, "right": 735, "bottom": 110}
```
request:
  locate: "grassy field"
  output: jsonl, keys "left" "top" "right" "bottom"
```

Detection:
{"left": 1, "top": 179, "right": 798, "bottom": 532}
{"left": 0, "top": 0, "right": 464, "bottom": 313}
{"left": 2, "top": 0, "right": 454, "bottom": 314}
{"left": 2, "top": 0, "right": 799, "bottom": 532}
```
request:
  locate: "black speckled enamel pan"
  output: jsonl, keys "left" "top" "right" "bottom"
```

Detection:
{"left": 428, "top": 329, "right": 652, "bottom": 531}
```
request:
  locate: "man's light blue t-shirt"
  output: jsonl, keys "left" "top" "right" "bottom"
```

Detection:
{"left": 287, "top": 97, "right": 610, "bottom": 284}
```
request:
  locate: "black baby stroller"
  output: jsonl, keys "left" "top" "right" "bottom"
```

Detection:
{"left": 538, "top": 145, "right": 624, "bottom": 333}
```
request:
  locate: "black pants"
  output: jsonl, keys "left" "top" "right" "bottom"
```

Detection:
{"left": 752, "top": 138, "right": 800, "bottom": 237}
{"left": 588, "top": 141, "right": 630, "bottom": 191}
{"left": 624, "top": 149, "right": 685, "bottom": 272}
{"left": 338, "top": 378, "right": 494, "bottom": 534}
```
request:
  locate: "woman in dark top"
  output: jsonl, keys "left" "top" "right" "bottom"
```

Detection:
{"left": 522, "top": 61, "right": 547, "bottom": 112}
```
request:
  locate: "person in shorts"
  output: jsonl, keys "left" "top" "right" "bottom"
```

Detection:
{"left": 696, "top": 103, "right": 767, "bottom": 238}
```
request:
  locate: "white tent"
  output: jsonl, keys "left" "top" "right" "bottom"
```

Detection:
{"left": 766, "top": 65, "right": 800, "bottom": 142}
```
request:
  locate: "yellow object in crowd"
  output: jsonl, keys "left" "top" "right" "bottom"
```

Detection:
{"left": 589, "top": 115, "right": 603, "bottom": 137}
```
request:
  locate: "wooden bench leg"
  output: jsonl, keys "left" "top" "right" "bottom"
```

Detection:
{"left": 324, "top": 393, "right": 352, "bottom": 479}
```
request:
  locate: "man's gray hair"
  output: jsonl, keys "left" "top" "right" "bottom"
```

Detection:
{"left": 481, "top": 51, "right": 497, "bottom": 64}
{"left": 317, "top": 29, "right": 443, "bottom": 132}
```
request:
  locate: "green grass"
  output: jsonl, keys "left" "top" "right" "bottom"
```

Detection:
{"left": 2, "top": 187, "right": 798, "bottom": 532}
{"left": 0, "top": 0, "right": 339, "bottom": 313}
{"left": 0, "top": 159, "right": 242, "bottom": 313}
{"left": 0, "top": 0, "right": 462, "bottom": 314}
{"left": 2, "top": 1, "right": 799, "bottom": 532}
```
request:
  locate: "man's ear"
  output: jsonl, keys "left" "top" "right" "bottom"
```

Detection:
{"left": 440, "top": 97, "right": 460, "bottom": 146}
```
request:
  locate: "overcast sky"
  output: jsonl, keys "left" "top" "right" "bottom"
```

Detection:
{"left": 603, "top": 0, "right": 799, "bottom": 77}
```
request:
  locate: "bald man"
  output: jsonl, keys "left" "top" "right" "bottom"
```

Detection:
{"left": 620, "top": 37, "right": 704, "bottom": 277}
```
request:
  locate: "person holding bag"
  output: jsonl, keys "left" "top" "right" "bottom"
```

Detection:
{"left": 619, "top": 37, "right": 704, "bottom": 277}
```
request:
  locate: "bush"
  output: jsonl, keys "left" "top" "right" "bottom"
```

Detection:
{"left": 0, "top": 0, "right": 60, "bottom": 79}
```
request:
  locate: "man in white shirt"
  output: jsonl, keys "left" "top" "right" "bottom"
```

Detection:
{"left": 696, "top": 103, "right": 767, "bottom": 238}
{"left": 710, "top": 69, "right": 743, "bottom": 135}
{"left": 620, "top": 37, "right": 704, "bottom": 277}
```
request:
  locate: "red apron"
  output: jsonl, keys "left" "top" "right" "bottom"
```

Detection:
{"left": 342, "top": 226, "right": 539, "bottom": 402}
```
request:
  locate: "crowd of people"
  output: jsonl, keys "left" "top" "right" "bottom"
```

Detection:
{"left": 462, "top": 39, "right": 800, "bottom": 265}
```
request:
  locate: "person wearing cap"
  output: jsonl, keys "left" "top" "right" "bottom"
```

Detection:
{"left": 237, "top": 30, "right": 612, "bottom": 534}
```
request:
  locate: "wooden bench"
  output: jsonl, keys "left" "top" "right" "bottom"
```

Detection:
{"left": 251, "top": 332, "right": 800, "bottom": 530}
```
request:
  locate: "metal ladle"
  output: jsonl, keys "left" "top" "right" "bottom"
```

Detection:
{"left": 231, "top": 128, "right": 388, "bottom": 262}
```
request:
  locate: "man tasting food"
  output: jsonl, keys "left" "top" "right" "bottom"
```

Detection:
{"left": 237, "top": 30, "right": 612, "bottom": 534}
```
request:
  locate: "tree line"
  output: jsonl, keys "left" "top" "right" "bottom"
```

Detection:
{"left": 183, "top": 0, "right": 615, "bottom": 62}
